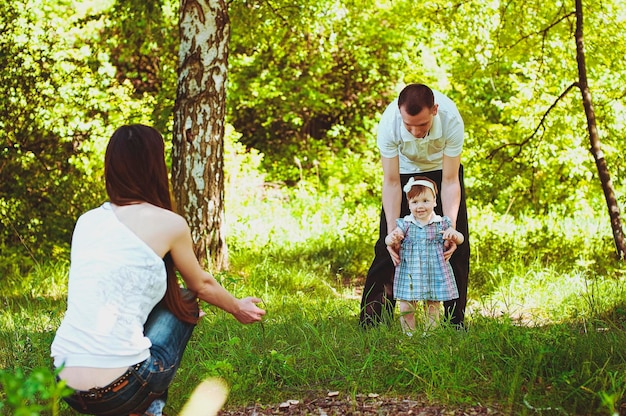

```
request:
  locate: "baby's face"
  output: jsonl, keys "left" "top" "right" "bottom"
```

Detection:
{"left": 408, "top": 189, "right": 436, "bottom": 221}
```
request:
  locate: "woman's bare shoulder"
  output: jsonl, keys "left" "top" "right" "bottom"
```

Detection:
{"left": 114, "top": 203, "right": 189, "bottom": 235}
{"left": 146, "top": 204, "right": 189, "bottom": 231}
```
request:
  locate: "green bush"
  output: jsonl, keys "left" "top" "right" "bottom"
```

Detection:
{"left": 0, "top": 367, "right": 73, "bottom": 416}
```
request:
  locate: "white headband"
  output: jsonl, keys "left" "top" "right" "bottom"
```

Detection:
{"left": 403, "top": 178, "right": 436, "bottom": 194}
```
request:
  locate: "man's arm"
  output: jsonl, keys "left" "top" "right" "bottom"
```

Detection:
{"left": 381, "top": 155, "right": 403, "bottom": 264}
{"left": 441, "top": 154, "right": 461, "bottom": 229}
{"left": 381, "top": 155, "right": 402, "bottom": 233}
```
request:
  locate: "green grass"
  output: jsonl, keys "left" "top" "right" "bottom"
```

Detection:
{"left": 1, "top": 185, "right": 626, "bottom": 415}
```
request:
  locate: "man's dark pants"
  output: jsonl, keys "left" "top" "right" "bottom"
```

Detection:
{"left": 359, "top": 166, "right": 470, "bottom": 328}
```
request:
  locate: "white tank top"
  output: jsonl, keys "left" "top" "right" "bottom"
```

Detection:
{"left": 51, "top": 203, "right": 167, "bottom": 368}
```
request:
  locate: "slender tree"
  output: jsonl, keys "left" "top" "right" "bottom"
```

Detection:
{"left": 172, "top": 0, "right": 230, "bottom": 269}
{"left": 574, "top": 0, "right": 625, "bottom": 259}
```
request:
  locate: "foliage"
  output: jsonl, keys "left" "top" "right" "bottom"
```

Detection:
{"left": 2, "top": 0, "right": 626, "bottom": 260}
{"left": 228, "top": 0, "right": 408, "bottom": 185}
{"left": 223, "top": 124, "right": 381, "bottom": 281}
{"left": 0, "top": 0, "right": 161, "bottom": 269}
{"left": 226, "top": 0, "right": 626, "bottom": 221}
{"left": 0, "top": 367, "right": 73, "bottom": 416}
{"left": 468, "top": 203, "right": 623, "bottom": 295}
{"left": 101, "top": 0, "right": 179, "bottom": 134}
{"left": 0, "top": 0, "right": 102, "bottom": 260}
{"left": 422, "top": 0, "right": 626, "bottom": 216}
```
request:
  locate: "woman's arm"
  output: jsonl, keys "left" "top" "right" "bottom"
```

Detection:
{"left": 167, "top": 214, "right": 265, "bottom": 324}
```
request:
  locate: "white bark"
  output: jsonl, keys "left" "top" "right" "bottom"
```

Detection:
{"left": 173, "top": 0, "right": 230, "bottom": 269}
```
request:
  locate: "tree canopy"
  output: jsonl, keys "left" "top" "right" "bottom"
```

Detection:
{"left": 1, "top": 0, "right": 625, "bottom": 264}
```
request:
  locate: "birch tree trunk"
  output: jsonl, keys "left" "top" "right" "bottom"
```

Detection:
{"left": 574, "top": 0, "right": 626, "bottom": 260}
{"left": 172, "top": 0, "right": 230, "bottom": 269}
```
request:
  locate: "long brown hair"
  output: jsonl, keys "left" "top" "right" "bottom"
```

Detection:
{"left": 105, "top": 124, "right": 199, "bottom": 324}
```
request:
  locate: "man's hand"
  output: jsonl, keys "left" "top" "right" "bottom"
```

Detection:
{"left": 385, "top": 228, "right": 404, "bottom": 266}
{"left": 387, "top": 244, "right": 401, "bottom": 266}
{"left": 443, "top": 240, "right": 457, "bottom": 261}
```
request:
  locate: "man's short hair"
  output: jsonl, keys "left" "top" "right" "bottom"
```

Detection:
{"left": 398, "top": 84, "right": 435, "bottom": 116}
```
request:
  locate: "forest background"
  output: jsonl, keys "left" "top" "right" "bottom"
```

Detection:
{"left": 1, "top": 0, "right": 626, "bottom": 415}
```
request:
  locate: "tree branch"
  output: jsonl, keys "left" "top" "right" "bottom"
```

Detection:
{"left": 495, "top": 11, "right": 576, "bottom": 60}
{"left": 488, "top": 82, "right": 579, "bottom": 160}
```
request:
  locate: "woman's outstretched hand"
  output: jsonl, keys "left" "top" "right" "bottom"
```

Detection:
{"left": 233, "top": 297, "right": 266, "bottom": 324}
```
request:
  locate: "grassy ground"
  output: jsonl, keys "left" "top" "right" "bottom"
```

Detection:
{"left": 1, "top": 187, "right": 626, "bottom": 415}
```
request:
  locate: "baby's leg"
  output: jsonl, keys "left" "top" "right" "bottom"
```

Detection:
{"left": 399, "top": 301, "right": 417, "bottom": 335}
{"left": 424, "top": 301, "right": 441, "bottom": 330}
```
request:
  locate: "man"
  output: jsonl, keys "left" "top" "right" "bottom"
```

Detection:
{"left": 359, "top": 83, "right": 470, "bottom": 328}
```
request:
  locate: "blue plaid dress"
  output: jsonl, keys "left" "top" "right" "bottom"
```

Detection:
{"left": 393, "top": 214, "right": 459, "bottom": 302}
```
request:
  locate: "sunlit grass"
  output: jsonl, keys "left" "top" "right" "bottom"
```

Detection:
{"left": 471, "top": 267, "right": 626, "bottom": 326}
{"left": 2, "top": 180, "right": 626, "bottom": 415}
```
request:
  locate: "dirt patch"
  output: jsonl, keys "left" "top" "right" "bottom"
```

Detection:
{"left": 218, "top": 394, "right": 505, "bottom": 415}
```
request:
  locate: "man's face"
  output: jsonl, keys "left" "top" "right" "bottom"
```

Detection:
{"left": 400, "top": 104, "right": 438, "bottom": 139}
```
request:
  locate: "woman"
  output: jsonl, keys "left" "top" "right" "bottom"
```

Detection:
{"left": 51, "top": 124, "right": 265, "bottom": 416}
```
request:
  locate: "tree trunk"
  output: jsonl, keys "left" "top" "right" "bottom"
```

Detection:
{"left": 172, "top": 0, "right": 230, "bottom": 269}
{"left": 574, "top": 0, "right": 626, "bottom": 260}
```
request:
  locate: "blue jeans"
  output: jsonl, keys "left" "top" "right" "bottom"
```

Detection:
{"left": 62, "top": 302, "right": 196, "bottom": 415}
